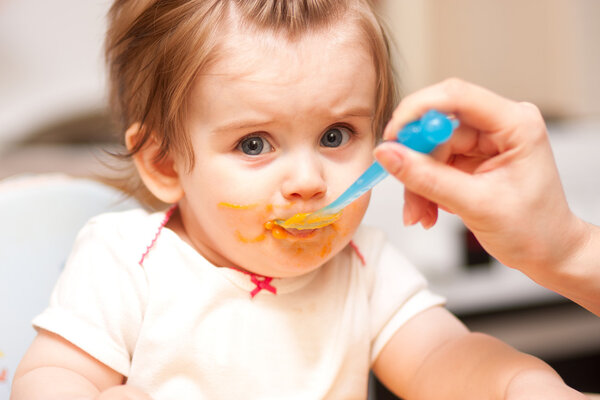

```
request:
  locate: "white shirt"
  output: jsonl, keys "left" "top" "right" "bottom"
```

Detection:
{"left": 33, "top": 209, "right": 444, "bottom": 399}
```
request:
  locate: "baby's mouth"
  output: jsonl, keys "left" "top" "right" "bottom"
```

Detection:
{"left": 264, "top": 220, "right": 318, "bottom": 240}
{"left": 283, "top": 227, "right": 317, "bottom": 238}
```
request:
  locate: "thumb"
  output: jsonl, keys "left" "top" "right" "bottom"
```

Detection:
{"left": 374, "top": 141, "right": 476, "bottom": 214}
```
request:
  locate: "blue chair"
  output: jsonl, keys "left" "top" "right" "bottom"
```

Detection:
{"left": 0, "top": 174, "right": 140, "bottom": 398}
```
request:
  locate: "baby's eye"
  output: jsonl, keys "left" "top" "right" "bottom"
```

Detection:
{"left": 237, "top": 136, "right": 273, "bottom": 156}
{"left": 320, "top": 126, "right": 351, "bottom": 148}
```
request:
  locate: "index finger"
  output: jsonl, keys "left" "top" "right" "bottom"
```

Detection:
{"left": 383, "top": 78, "right": 519, "bottom": 141}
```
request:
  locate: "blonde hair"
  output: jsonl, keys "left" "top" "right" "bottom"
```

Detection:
{"left": 105, "top": 0, "right": 397, "bottom": 204}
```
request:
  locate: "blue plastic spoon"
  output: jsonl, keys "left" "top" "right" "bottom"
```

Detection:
{"left": 275, "top": 110, "right": 459, "bottom": 230}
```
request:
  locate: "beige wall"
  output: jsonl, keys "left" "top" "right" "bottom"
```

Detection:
{"left": 378, "top": 0, "right": 600, "bottom": 119}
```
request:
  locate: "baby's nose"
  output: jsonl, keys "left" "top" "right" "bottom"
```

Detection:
{"left": 280, "top": 152, "right": 327, "bottom": 201}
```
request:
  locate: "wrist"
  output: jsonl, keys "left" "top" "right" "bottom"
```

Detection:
{"left": 522, "top": 213, "right": 600, "bottom": 314}
{"left": 523, "top": 212, "right": 588, "bottom": 280}
{"left": 553, "top": 216, "right": 593, "bottom": 272}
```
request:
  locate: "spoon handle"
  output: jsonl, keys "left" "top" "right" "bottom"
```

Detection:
{"left": 320, "top": 110, "right": 459, "bottom": 215}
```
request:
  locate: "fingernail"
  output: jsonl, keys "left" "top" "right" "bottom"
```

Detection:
{"left": 421, "top": 218, "right": 433, "bottom": 230}
{"left": 420, "top": 209, "right": 436, "bottom": 230}
{"left": 403, "top": 203, "right": 416, "bottom": 226}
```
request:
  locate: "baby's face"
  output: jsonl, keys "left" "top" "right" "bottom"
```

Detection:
{"left": 173, "top": 22, "right": 377, "bottom": 278}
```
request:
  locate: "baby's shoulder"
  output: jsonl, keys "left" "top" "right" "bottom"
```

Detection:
{"left": 60, "top": 208, "right": 162, "bottom": 284}
{"left": 76, "top": 208, "right": 162, "bottom": 254}
{"left": 85, "top": 208, "right": 152, "bottom": 235}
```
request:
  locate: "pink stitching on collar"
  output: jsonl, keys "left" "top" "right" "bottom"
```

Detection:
{"left": 249, "top": 275, "right": 277, "bottom": 298}
{"left": 349, "top": 240, "right": 366, "bottom": 266}
{"left": 228, "top": 266, "right": 277, "bottom": 298}
{"left": 139, "top": 204, "right": 177, "bottom": 267}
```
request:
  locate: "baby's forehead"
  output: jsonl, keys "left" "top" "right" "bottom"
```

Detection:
{"left": 206, "top": 18, "right": 372, "bottom": 79}
{"left": 196, "top": 28, "right": 375, "bottom": 99}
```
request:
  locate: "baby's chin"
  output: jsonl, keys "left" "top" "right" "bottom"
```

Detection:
{"left": 239, "top": 238, "right": 351, "bottom": 278}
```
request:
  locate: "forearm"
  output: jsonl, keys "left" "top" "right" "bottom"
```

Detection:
{"left": 11, "top": 366, "right": 100, "bottom": 400}
{"left": 408, "top": 332, "right": 576, "bottom": 400}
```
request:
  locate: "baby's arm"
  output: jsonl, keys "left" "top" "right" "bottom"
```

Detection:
{"left": 11, "top": 329, "right": 150, "bottom": 400}
{"left": 373, "top": 306, "right": 586, "bottom": 399}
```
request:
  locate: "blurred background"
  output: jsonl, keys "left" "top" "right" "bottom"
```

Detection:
{"left": 1, "top": 0, "right": 600, "bottom": 398}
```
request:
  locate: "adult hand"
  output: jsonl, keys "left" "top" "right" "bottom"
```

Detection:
{"left": 374, "top": 78, "right": 587, "bottom": 278}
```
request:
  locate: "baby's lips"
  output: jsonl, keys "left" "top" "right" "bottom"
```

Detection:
{"left": 282, "top": 227, "right": 317, "bottom": 238}
{"left": 264, "top": 219, "right": 318, "bottom": 240}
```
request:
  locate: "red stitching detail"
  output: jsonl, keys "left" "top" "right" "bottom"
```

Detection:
{"left": 349, "top": 240, "right": 366, "bottom": 266}
{"left": 139, "top": 204, "right": 177, "bottom": 267}
{"left": 228, "top": 266, "right": 277, "bottom": 298}
{"left": 249, "top": 275, "right": 277, "bottom": 298}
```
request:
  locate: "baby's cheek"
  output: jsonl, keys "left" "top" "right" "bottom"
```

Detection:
{"left": 217, "top": 202, "right": 269, "bottom": 237}
{"left": 340, "top": 199, "right": 370, "bottom": 232}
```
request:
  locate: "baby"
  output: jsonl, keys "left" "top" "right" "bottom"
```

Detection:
{"left": 11, "top": 0, "right": 586, "bottom": 399}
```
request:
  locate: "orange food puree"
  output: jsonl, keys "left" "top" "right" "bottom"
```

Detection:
{"left": 219, "top": 201, "right": 338, "bottom": 242}
{"left": 218, "top": 202, "right": 257, "bottom": 209}
{"left": 264, "top": 221, "right": 288, "bottom": 239}
{"left": 279, "top": 211, "right": 342, "bottom": 229}
{"left": 235, "top": 231, "right": 266, "bottom": 243}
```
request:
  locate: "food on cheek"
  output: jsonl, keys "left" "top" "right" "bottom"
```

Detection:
{"left": 218, "top": 202, "right": 265, "bottom": 242}
{"left": 218, "top": 202, "right": 289, "bottom": 241}
{"left": 320, "top": 233, "right": 336, "bottom": 258}
{"left": 235, "top": 231, "right": 266, "bottom": 243}
{"left": 218, "top": 202, "right": 258, "bottom": 210}
{"left": 218, "top": 202, "right": 343, "bottom": 249}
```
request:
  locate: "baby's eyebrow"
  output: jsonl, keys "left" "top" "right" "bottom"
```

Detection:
{"left": 211, "top": 107, "right": 373, "bottom": 134}
{"left": 329, "top": 106, "right": 374, "bottom": 119}
{"left": 212, "top": 118, "right": 276, "bottom": 134}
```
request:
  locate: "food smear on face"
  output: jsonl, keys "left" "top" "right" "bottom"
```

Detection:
{"left": 277, "top": 211, "right": 342, "bottom": 230}
{"left": 218, "top": 201, "right": 334, "bottom": 241}
{"left": 235, "top": 230, "right": 266, "bottom": 243}
{"left": 320, "top": 232, "right": 337, "bottom": 258}
{"left": 219, "top": 202, "right": 266, "bottom": 243}
{"left": 218, "top": 202, "right": 257, "bottom": 209}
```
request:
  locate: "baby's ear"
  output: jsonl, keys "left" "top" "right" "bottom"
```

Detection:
{"left": 126, "top": 124, "right": 184, "bottom": 204}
